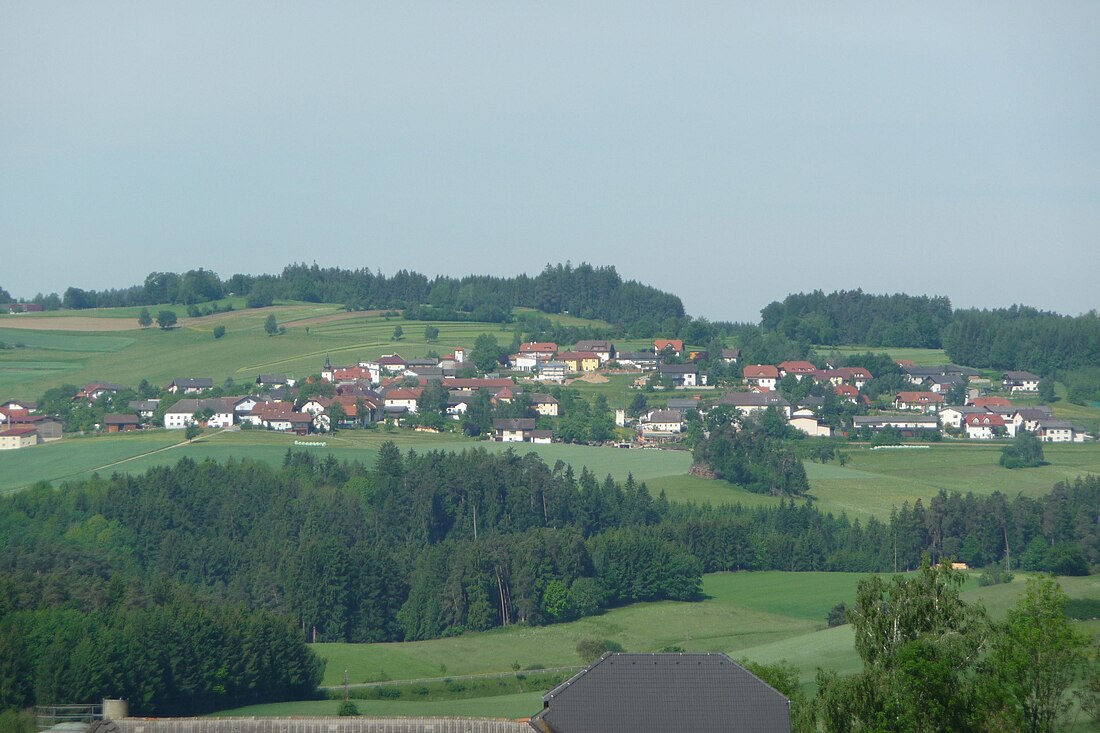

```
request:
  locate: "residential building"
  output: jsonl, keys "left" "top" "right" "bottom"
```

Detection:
{"left": 1003, "top": 371, "right": 1041, "bottom": 393}
{"left": 1036, "top": 418, "right": 1074, "bottom": 442}
{"left": 778, "top": 361, "right": 816, "bottom": 380}
{"left": 493, "top": 418, "right": 537, "bottom": 442}
{"left": 638, "top": 409, "right": 684, "bottom": 436}
{"left": 743, "top": 365, "right": 779, "bottom": 391}
{"left": 557, "top": 351, "right": 600, "bottom": 373}
{"left": 653, "top": 339, "right": 683, "bottom": 356}
{"left": 538, "top": 361, "right": 568, "bottom": 383}
{"left": 965, "top": 413, "right": 1006, "bottom": 440}
{"left": 658, "top": 362, "right": 706, "bottom": 388}
{"left": 163, "top": 398, "right": 235, "bottom": 429}
{"left": 104, "top": 414, "right": 141, "bottom": 433}
{"left": 894, "top": 392, "right": 945, "bottom": 413}
{"left": 574, "top": 340, "right": 614, "bottom": 362}
{"left": 713, "top": 392, "right": 791, "bottom": 419}
{"left": 853, "top": 415, "right": 940, "bottom": 436}
{"left": 615, "top": 351, "right": 660, "bottom": 370}
{"left": 530, "top": 393, "right": 560, "bottom": 417}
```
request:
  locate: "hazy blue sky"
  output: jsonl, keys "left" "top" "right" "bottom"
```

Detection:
{"left": 2, "top": 2, "right": 1097, "bottom": 321}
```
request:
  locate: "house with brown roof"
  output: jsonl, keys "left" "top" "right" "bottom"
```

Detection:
{"left": 519, "top": 342, "right": 558, "bottom": 357}
{"left": 968, "top": 396, "right": 1013, "bottom": 409}
{"left": 894, "top": 391, "right": 945, "bottom": 413}
{"left": 659, "top": 362, "right": 706, "bottom": 388}
{"left": 743, "top": 365, "right": 779, "bottom": 391}
{"left": 530, "top": 393, "right": 560, "bottom": 417}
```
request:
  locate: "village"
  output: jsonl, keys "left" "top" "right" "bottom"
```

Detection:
{"left": 0, "top": 336, "right": 1088, "bottom": 451}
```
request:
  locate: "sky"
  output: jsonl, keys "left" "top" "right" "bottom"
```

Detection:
{"left": 2, "top": 2, "right": 1097, "bottom": 322}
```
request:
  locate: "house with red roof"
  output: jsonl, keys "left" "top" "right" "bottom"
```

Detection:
{"left": 965, "top": 412, "right": 1005, "bottom": 440}
{"left": 743, "top": 365, "right": 779, "bottom": 391}
{"left": 778, "top": 361, "right": 816, "bottom": 380}
{"left": 654, "top": 339, "right": 684, "bottom": 356}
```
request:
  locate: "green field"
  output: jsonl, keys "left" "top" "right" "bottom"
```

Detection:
{"left": 815, "top": 345, "right": 950, "bottom": 366}
{"left": 806, "top": 442, "right": 1100, "bottom": 519}
{"left": 0, "top": 304, "right": 611, "bottom": 399}
{"left": 209, "top": 571, "right": 1100, "bottom": 719}
{"left": 6, "top": 429, "right": 1099, "bottom": 519}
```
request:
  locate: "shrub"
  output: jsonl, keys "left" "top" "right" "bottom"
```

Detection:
{"left": 1065, "top": 599, "right": 1100, "bottom": 620}
{"left": 576, "top": 638, "right": 623, "bottom": 664}
{"left": 826, "top": 602, "right": 848, "bottom": 627}
{"left": 977, "top": 566, "right": 1014, "bottom": 587}
{"left": 213, "top": 325, "right": 226, "bottom": 339}
{"left": 377, "top": 686, "right": 401, "bottom": 699}
{"left": 337, "top": 701, "right": 359, "bottom": 716}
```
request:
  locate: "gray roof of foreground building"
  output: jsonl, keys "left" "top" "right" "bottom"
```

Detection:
{"left": 531, "top": 652, "right": 791, "bottom": 733}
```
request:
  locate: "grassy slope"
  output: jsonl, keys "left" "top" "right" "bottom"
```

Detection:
{"left": 0, "top": 304, "right": 611, "bottom": 399}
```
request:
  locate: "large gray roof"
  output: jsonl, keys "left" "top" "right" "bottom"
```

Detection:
{"left": 531, "top": 652, "right": 790, "bottom": 733}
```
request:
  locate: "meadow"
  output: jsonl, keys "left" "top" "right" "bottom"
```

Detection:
{"left": 212, "top": 571, "right": 1100, "bottom": 719}
{"left": 0, "top": 303, "right": 609, "bottom": 400}
{"left": 6, "top": 427, "right": 1100, "bottom": 520}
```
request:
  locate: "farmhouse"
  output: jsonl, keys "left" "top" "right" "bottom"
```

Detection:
{"left": 529, "top": 652, "right": 791, "bottom": 733}
{"left": 653, "top": 339, "right": 683, "bottom": 356}
{"left": 1036, "top": 418, "right": 1075, "bottom": 443}
{"left": 778, "top": 360, "right": 816, "bottom": 379}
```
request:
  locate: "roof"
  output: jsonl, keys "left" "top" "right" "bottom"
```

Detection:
{"left": 721, "top": 348, "right": 741, "bottom": 359}
{"left": 1004, "top": 370, "right": 1041, "bottom": 380}
{"left": 658, "top": 363, "right": 698, "bottom": 374}
{"left": 969, "top": 397, "right": 1012, "bottom": 408}
{"left": 444, "top": 378, "right": 515, "bottom": 390}
{"left": 558, "top": 351, "right": 599, "bottom": 361}
{"left": 966, "top": 413, "right": 1005, "bottom": 427}
{"left": 645, "top": 410, "right": 684, "bottom": 423}
{"left": 654, "top": 339, "right": 684, "bottom": 352}
{"left": 376, "top": 354, "right": 407, "bottom": 366}
{"left": 257, "top": 374, "right": 288, "bottom": 384}
{"left": 744, "top": 365, "right": 780, "bottom": 379}
{"left": 104, "top": 413, "right": 141, "bottom": 425}
{"left": 895, "top": 392, "right": 945, "bottom": 403}
{"left": 715, "top": 392, "right": 790, "bottom": 407}
{"left": 529, "top": 393, "right": 559, "bottom": 405}
{"left": 493, "top": 418, "right": 536, "bottom": 430}
{"left": 165, "top": 398, "right": 235, "bottom": 414}
{"left": 531, "top": 652, "right": 790, "bottom": 733}
{"left": 0, "top": 426, "right": 38, "bottom": 437}
{"left": 519, "top": 342, "right": 558, "bottom": 353}
{"left": 169, "top": 377, "right": 214, "bottom": 389}
{"left": 853, "top": 415, "right": 940, "bottom": 426}
{"left": 574, "top": 340, "right": 612, "bottom": 352}
{"left": 778, "top": 360, "right": 816, "bottom": 373}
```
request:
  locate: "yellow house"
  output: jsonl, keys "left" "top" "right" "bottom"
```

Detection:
{"left": 558, "top": 351, "right": 600, "bottom": 372}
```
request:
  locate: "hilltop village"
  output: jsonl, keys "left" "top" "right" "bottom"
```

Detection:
{"left": 0, "top": 335, "right": 1087, "bottom": 450}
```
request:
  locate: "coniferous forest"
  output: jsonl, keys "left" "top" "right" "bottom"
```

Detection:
{"left": 3, "top": 448, "right": 1100, "bottom": 715}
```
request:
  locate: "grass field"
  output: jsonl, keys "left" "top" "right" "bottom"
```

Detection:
{"left": 814, "top": 345, "right": 950, "bottom": 366}
{"left": 0, "top": 303, "right": 611, "bottom": 399}
{"left": 806, "top": 442, "right": 1100, "bottom": 519}
{"left": 209, "top": 571, "right": 1100, "bottom": 719}
{"left": 6, "top": 429, "right": 1099, "bottom": 517}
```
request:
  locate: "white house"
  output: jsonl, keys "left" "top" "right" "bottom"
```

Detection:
{"left": 639, "top": 409, "right": 685, "bottom": 435}
{"left": 965, "top": 413, "right": 1006, "bottom": 440}
{"left": 743, "top": 365, "right": 779, "bottom": 391}
{"left": 164, "top": 398, "right": 235, "bottom": 429}
{"left": 1036, "top": 418, "right": 1074, "bottom": 442}
{"left": 1003, "top": 371, "right": 1041, "bottom": 393}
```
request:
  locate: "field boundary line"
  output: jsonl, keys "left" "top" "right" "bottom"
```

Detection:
{"left": 320, "top": 666, "right": 581, "bottom": 690}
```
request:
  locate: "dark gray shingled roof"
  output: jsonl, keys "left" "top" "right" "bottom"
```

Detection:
{"left": 530, "top": 652, "right": 790, "bottom": 733}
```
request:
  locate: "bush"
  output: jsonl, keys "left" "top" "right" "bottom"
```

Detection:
{"left": 826, "top": 602, "right": 848, "bottom": 628}
{"left": 213, "top": 325, "right": 226, "bottom": 339}
{"left": 337, "top": 701, "right": 359, "bottom": 716}
{"left": 576, "top": 638, "right": 623, "bottom": 664}
{"left": 977, "top": 566, "right": 1014, "bottom": 587}
{"left": 377, "top": 686, "right": 401, "bottom": 699}
{"left": 1065, "top": 598, "right": 1100, "bottom": 620}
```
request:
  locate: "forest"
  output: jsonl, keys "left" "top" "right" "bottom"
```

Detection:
{"left": 3, "top": 447, "right": 1100, "bottom": 716}
{"left": 13, "top": 263, "right": 685, "bottom": 332}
